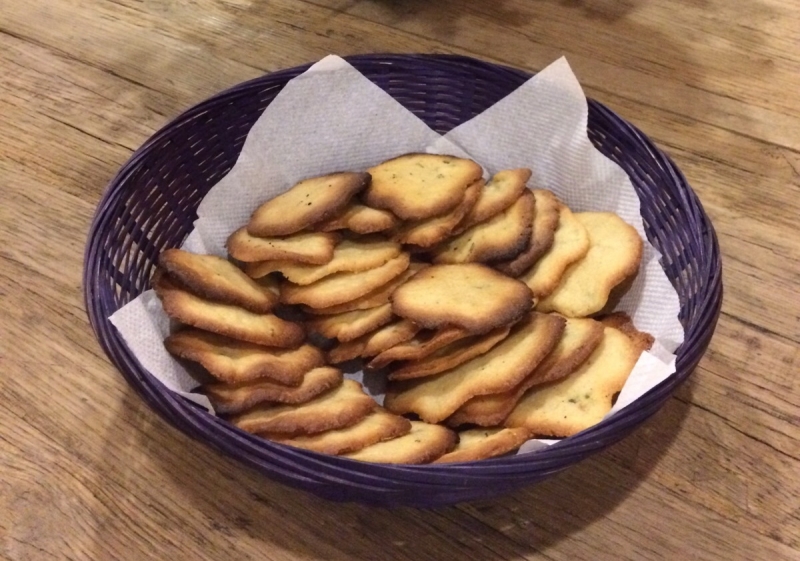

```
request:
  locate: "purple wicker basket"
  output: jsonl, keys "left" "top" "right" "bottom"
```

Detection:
{"left": 83, "top": 54, "right": 721, "bottom": 507}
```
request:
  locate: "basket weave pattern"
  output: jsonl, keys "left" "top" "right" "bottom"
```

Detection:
{"left": 84, "top": 54, "right": 722, "bottom": 507}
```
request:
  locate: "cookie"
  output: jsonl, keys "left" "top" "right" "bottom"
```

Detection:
{"left": 504, "top": 325, "right": 644, "bottom": 437}
{"left": 158, "top": 249, "right": 277, "bottom": 313}
{"left": 455, "top": 168, "right": 531, "bottom": 233}
{"left": 247, "top": 171, "right": 370, "bottom": 237}
{"left": 307, "top": 263, "right": 427, "bottom": 315}
{"left": 327, "top": 319, "right": 420, "bottom": 364}
{"left": 245, "top": 238, "right": 401, "bottom": 285}
{"left": 164, "top": 328, "right": 324, "bottom": 385}
{"left": 447, "top": 317, "right": 604, "bottom": 427}
{"left": 203, "top": 366, "right": 343, "bottom": 414}
{"left": 433, "top": 427, "right": 531, "bottom": 463}
{"left": 431, "top": 189, "right": 535, "bottom": 264}
{"left": 154, "top": 274, "right": 305, "bottom": 348}
{"left": 536, "top": 212, "right": 643, "bottom": 317}
{"left": 599, "top": 312, "right": 654, "bottom": 351}
{"left": 392, "top": 180, "right": 483, "bottom": 248}
{"left": 280, "top": 253, "right": 410, "bottom": 309}
{"left": 343, "top": 421, "right": 457, "bottom": 464}
{"left": 306, "top": 303, "right": 394, "bottom": 343}
{"left": 227, "top": 228, "right": 337, "bottom": 264}
{"left": 315, "top": 204, "right": 398, "bottom": 235}
{"left": 254, "top": 275, "right": 281, "bottom": 300}
{"left": 518, "top": 203, "right": 589, "bottom": 298}
{"left": 384, "top": 313, "right": 565, "bottom": 423}
{"left": 364, "top": 153, "right": 483, "bottom": 220}
{"left": 231, "top": 379, "right": 376, "bottom": 436}
{"left": 366, "top": 326, "right": 472, "bottom": 370}
{"left": 388, "top": 326, "right": 511, "bottom": 381}
{"left": 495, "top": 189, "right": 561, "bottom": 277}
{"left": 390, "top": 263, "right": 533, "bottom": 333}
{"left": 266, "top": 408, "right": 412, "bottom": 456}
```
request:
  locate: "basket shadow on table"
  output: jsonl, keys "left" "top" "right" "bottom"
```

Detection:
{"left": 102, "top": 378, "right": 694, "bottom": 559}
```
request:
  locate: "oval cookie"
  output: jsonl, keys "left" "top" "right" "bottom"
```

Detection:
{"left": 245, "top": 238, "right": 401, "bottom": 285}
{"left": 447, "top": 317, "right": 604, "bottom": 427}
{"left": 388, "top": 326, "right": 511, "bottom": 381}
{"left": 204, "top": 366, "right": 343, "bottom": 414}
{"left": 159, "top": 249, "right": 278, "bottom": 313}
{"left": 431, "top": 189, "right": 535, "bottom": 264}
{"left": 495, "top": 189, "right": 561, "bottom": 277}
{"left": 343, "top": 421, "right": 457, "bottom": 464}
{"left": 164, "top": 327, "right": 325, "bottom": 386}
{"left": 366, "top": 326, "right": 472, "bottom": 370}
{"left": 390, "top": 263, "right": 533, "bottom": 333}
{"left": 154, "top": 274, "right": 305, "bottom": 348}
{"left": 504, "top": 326, "right": 644, "bottom": 437}
{"left": 434, "top": 427, "right": 531, "bottom": 463}
{"left": 247, "top": 171, "right": 370, "bottom": 236}
{"left": 536, "top": 212, "right": 643, "bottom": 317}
{"left": 227, "top": 228, "right": 337, "bottom": 264}
{"left": 383, "top": 312, "right": 565, "bottom": 424}
{"left": 164, "top": 328, "right": 324, "bottom": 385}
{"left": 327, "top": 319, "right": 420, "bottom": 364}
{"left": 280, "top": 253, "right": 410, "bottom": 309}
{"left": 392, "top": 180, "right": 483, "bottom": 248}
{"left": 266, "top": 408, "right": 411, "bottom": 456}
{"left": 316, "top": 204, "right": 399, "bottom": 235}
{"left": 518, "top": 203, "right": 589, "bottom": 298}
{"left": 455, "top": 168, "right": 531, "bottom": 233}
{"left": 231, "top": 379, "right": 376, "bottom": 436}
{"left": 306, "top": 303, "right": 394, "bottom": 343}
{"left": 365, "top": 153, "right": 483, "bottom": 221}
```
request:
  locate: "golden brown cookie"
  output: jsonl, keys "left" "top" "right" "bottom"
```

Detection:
{"left": 306, "top": 303, "right": 394, "bottom": 343}
{"left": 495, "top": 189, "right": 561, "bottom": 277}
{"left": 447, "top": 317, "right": 604, "bottom": 427}
{"left": 154, "top": 274, "right": 305, "bottom": 348}
{"left": 343, "top": 421, "right": 457, "bottom": 464}
{"left": 315, "top": 204, "right": 399, "bottom": 235}
{"left": 392, "top": 180, "right": 483, "bottom": 248}
{"left": 231, "top": 379, "right": 376, "bottom": 436}
{"left": 227, "top": 228, "right": 337, "bottom": 264}
{"left": 307, "top": 263, "right": 427, "bottom": 315}
{"left": 327, "top": 319, "right": 420, "bottom": 364}
{"left": 388, "top": 326, "right": 511, "bottom": 381}
{"left": 433, "top": 427, "right": 531, "bottom": 463}
{"left": 504, "top": 325, "right": 644, "bottom": 437}
{"left": 247, "top": 172, "right": 370, "bottom": 237}
{"left": 280, "top": 253, "right": 410, "bottom": 309}
{"left": 265, "top": 408, "right": 412, "bottom": 456}
{"left": 431, "top": 189, "right": 535, "bottom": 264}
{"left": 383, "top": 312, "right": 565, "bottom": 423}
{"left": 390, "top": 263, "right": 533, "bottom": 333}
{"left": 599, "top": 312, "right": 654, "bottom": 351}
{"left": 245, "top": 237, "right": 401, "bottom": 285}
{"left": 164, "top": 328, "right": 324, "bottom": 385}
{"left": 536, "top": 212, "right": 643, "bottom": 317}
{"left": 364, "top": 153, "right": 483, "bottom": 220}
{"left": 518, "top": 203, "right": 589, "bottom": 298}
{"left": 454, "top": 168, "right": 531, "bottom": 233}
{"left": 366, "top": 326, "right": 472, "bottom": 370}
{"left": 158, "top": 249, "right": 277, "bottom": 313}
{"left": 203, "top": 367, "right": 343, "bottom": 414}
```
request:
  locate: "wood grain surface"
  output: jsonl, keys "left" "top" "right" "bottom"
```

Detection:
{"left": 1, "top": 1, "right": 799, "bottom": 559}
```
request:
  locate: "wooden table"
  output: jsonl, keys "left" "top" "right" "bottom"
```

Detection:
{"left": 2, "top": 1, "right": 798, "bottom": 559}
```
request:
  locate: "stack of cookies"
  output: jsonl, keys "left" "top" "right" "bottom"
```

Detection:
{"left": 152, "top": 153, "right": 653, "bottom": 464}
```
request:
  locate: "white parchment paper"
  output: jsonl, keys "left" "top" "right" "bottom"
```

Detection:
{"left": 110, "top": 55, "right": 684, "bottom": 448}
